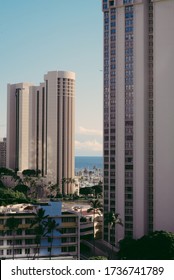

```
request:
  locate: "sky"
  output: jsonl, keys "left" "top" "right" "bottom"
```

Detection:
{"left": 0, "top": 0, "right": 103, "bottom": 156}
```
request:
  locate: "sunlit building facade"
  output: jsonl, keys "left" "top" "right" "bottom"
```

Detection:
{"left": 29, "top": 71, "right": 76, "bottom": 194}
{"left": 7, "top": 71, "right": 76, "bottom": 194}
{"left": 102, "top": 0, "right": 174, "bottom": 243}
{"left": 7, "top": 83, "right": 33, "bottom": 172}
{"left": 0, "top": 138, "right": 6, "bottom": 168}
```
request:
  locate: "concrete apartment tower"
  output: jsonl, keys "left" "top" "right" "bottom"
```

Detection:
{"left": 102, "top": 0, "right": 174, "bottom": 244}
{"left": 0, "top": 138, "right": 7, "bottom": 168}
{"left": 29, "top": 71, "right": 76, "bottom": 194}
{"left": 6, "top": 83, "right": 33, "bottom": 171}
{"left": 7, "top": 71, "right": 76, "bottom": 194}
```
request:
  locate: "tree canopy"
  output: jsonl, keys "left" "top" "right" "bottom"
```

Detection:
{"left": 118, "top": 231, "right": 174, "bottom": 260}
{"left": 0, "top": 167, "right": 16, "bottom": 177}
{"left": 22, "top": 169, "right": 39, "bottom": 177}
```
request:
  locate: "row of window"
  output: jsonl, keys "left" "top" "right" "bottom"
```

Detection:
{"left": 0, "top": 246, "right": 77, "bottom": 256}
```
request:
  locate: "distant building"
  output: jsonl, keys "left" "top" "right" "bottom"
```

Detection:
{"left": 0, "top": 202, "right": 80, "bottom": 259}
{"left": 102, "top": 0, "right": 174, "bottom": 244}
{"left": 6, "top": 71, "right": 76, "bottom": 194}
{"left": 0, "top": 138, "right": 6, "bottom": 168}
{"left": 29, "top": 71, "right": 76, "bottom": 194}
{"left": 7, "top": 83, "right": 33, "bottom": 171}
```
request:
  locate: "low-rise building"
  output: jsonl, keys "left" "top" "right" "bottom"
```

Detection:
{"left": 0, "top": 201, "right": 80, "bottom": 259}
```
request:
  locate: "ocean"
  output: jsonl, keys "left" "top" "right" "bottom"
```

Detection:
{"left": 75, "top": 156, "right": 103, "bottom": 171}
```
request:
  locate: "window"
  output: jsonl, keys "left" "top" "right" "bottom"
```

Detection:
{"left": 25, "top": 249, "right": 30, "bottom": 255}
{"left": 62, "top": 217, "right": 76, "bottom": 223}
{"left": 14, "top": 239, "right": 22, "bottom": 245}
{"left": 68, "top": 246, "right": 76, "bottom": 252}
{"left": 16, "top": 229, "right": 22, "bottom": 236}
{"left": 7, "top": 240, "right": 13, "bottom": 245}
{"left": 14, "top": 249, "right": 22, "bottom": 255}
{"left": 7, "top": 249, "right": 12, "bottom": 255}
{"left": 25, "top": 239, "right": 35, "bottom": 245}
{"left": 25, "top": 218, "right": 33, "bottom": 224}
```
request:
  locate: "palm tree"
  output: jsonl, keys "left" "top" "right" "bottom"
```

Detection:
{"left": 30, "top": 208, "right": 48, "bottom": 259}
{"left": 5, "top": 217, "right": 20, "bottom": 259}
{"left": 87, "top": 199, "right": 103, "bottom": 254}
{"left": 46, "top": 218, "right": 59, "bottom": 259}
{"left": 104, "top": 212, "right": 123, "bottom": 259}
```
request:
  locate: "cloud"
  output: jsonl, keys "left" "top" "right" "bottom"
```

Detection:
{"left": 78, "top": 126, "right": 102, "bottom": 136}
{"left": 75, "top": 140, "right": 102, "bottom": 152}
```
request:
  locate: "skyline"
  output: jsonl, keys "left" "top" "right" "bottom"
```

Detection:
{"left": 0, "top": 0, "right": 103, "bottom": 156}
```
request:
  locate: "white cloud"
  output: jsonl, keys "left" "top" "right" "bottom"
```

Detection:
{"left": 78, "top": 126, "right": 102, "bottom": 136}
{"left": 75, "top": 140, "right": 102, "bottom": 152}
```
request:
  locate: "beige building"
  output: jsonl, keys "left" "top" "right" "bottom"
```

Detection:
{"left": 6, "top": 83, "right": 33, "bottom": 171}
{"left": 6, "top": 71, "right": 76, "bottom": 194}
{"left": 0, "top": 138, "right": 6, "bottom": 168}
{"left": 102, "top": 0, "right": 174, "bottom": 243}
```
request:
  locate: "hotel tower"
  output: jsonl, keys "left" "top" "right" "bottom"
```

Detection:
{"left": 7, "top": 71, "right": 76, "bottom": 194}
{"left": 102, "top": 0, "right": 174, "bottom": 243}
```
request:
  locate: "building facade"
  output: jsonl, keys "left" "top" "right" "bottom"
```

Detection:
{"left": 0, "top": 138, "right": 6, "bottom": 168}
{"left": 102, "top": 0, "right": 174, "bottom": 243}
{"left": 29, "top": 71, "right": 75, "bottom": 194}
{"left": 0, "top": 202, "right": 80, "bottom": 260}
{"left": 7, "top": 83, "right": 33, "bottom": 172}
{"left": 6, "top": 71, "right": 76, "bottom": 194}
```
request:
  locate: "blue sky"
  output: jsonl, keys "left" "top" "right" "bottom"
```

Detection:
{"left": 0, "top": 0, "right": 103, "bottom": 156}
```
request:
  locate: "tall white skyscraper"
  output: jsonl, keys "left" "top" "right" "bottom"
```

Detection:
{"left": 29, "top": 71, "right": 76, "bottom": 194}
{"left": 7, "top": 71, "right": 76, "bottom": 194}
{"left": 7, "top": 83, "right": 33, "bottom": 172}
{"left": 0, "top": 137, "right": 7, "bottom": 168}
{"left": 102, "top": 0, "right": 174, "bottom": 244}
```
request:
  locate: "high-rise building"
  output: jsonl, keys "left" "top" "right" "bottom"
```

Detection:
{"left": 7, "top": 83, "right": 33, "bottom": 171}
{"left": 0, "top": 137, "right": 6, "bottom": 168}
{"left": 29, "top": 71, "right": 76, "bottom": 194}
{"left": 7, "top": 71, "right": 76, "bottom": 194}
{"left": 102, "top": 0, "right": 174, "bottom": 243}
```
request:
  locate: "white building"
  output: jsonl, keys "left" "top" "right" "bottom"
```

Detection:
{"left": 7, "top": 83, "right": 33, "bottom": 171}
{"left": 0, "top": 138, "right": 6, "bottom": 168}
{"left": 102, "top": 0, "right": 174, "bottom": 243}
{"left": 6, "top": 71, "right": 76, "bottom": 194}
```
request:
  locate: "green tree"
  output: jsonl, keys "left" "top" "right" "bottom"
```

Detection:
{"left": 0, "top": 180, "right": 5, "bottom": 189}
{"left": 91, "top": 184, "right": 103, "bottom": 198}
{"left": 22, "top": 169, "right": 37, "bottom": 177}
{"left": 80, "top": 187, "right": 94, "bottom": 196}
{"left": 118, "top": 231, "right": 174, "bottom": 260}
{"left": 105, "top": 212, "right": 123, "bottom": 230}
{"left": 0, "top": 188, "right": 30, "bottom": 206}
{"left": 87, "top": 199, "right": 103, "bottom": 254}
{"left": 46, "top": 218, "right": 59, "bottom": 259}
{"left": 105, "top": 212, "right": 123, "bottom": 259}
{"left": 14, "top": 184, "right": 30, "bottom": 197}
{"left": 30, "top": 208, "right": 49, "bottom": 259}
{"left": 0, "top": 167, "right": 15, "bottom": 177}
{"left": 5, "top": 217, "right": 21, "bottom": 259}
